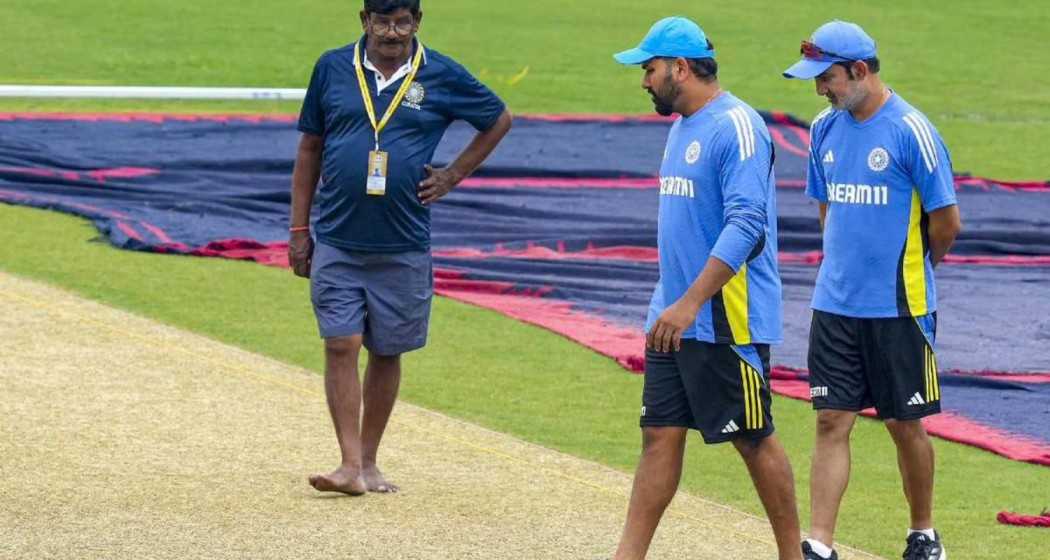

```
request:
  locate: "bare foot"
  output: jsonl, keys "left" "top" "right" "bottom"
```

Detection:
{"left": 362, "top": 465, "right": 399, "bottom": 493}
{"left": 308, "top": 466, "right": 367, "bottom": 496}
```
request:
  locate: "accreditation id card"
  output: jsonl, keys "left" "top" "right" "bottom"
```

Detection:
{"left": 366, "top": 150, "right": 389, "bottom": 196}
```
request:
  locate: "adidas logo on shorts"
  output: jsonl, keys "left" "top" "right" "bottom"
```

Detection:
{"left": 907, "top": 392, "right": 927, "bottom": 406}
{"left": 721, "top": 420, "right": 740, "bottom": 434}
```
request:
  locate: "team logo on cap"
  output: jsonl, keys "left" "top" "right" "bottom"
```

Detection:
{"left": 685, "top": 140, "right": 701, "bottom": 164}
{"left": 868, "top": 147, "right": 890, "bottom": 172}
{"left": 403, "top": 83, "right": 425, "bottom": 109}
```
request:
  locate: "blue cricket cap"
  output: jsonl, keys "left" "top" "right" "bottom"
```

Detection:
{"left": 783, "top": 20, "right": 877, "bottom": 79}
{"left": 614, "top": 16, "right": 715, "bottom": 65}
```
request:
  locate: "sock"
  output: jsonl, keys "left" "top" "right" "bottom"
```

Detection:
{"left": 805, "top": 538, "right": 834, "bottom": 558}
{"left": 909, "top": 528, "right": 937, "bottom": 540}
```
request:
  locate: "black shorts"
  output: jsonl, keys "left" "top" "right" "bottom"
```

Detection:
{"left": 807, "top": 310, "right": 942, "bottom": 420}
{"left": 641, "top": 340, "right": 775, "bottom": 444}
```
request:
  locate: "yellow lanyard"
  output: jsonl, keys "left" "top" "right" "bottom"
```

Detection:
{"left": 353, "top": 39, "right": 425, "bottom": 151}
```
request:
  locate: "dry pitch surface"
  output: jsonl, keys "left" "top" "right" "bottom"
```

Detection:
{"left": 0, "top": 272, "right": 881, "bottom": 559}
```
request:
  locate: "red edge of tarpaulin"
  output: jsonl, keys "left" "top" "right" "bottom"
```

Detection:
{"left": 0, "top": 112, "right": 300, "bottom": 124}
{"left": 433, "top": 245, "right": 1050, "bottom": 268}
{"left": 434, "top": 272, "right": 648, "bottom": 373}
{"left": 919, "top": 413, "right": 1050, "bottom": 467}
{"left": 0, "top": 111, "right": 676, "bottom": 124}
{"left": 997, "top": 511, "right": 1050, "bottom": 528}
{"left": 944, "top": 371, "right": 1050, "bottom": 384}
{"left": 0, "top": 110, "right": 796, "bottom": 127}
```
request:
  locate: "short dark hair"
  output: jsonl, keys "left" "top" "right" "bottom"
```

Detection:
{"left": 686, "top": 57, "right": 718, "bottom": 82}
{"left": 662, "top": 40, "right": 718, "bottom": 82}
{"left": 836, "top": 57, "right": 880, "bottom": 79}
{"left": 364, "top": 0, "right": 420, "bottom": 16}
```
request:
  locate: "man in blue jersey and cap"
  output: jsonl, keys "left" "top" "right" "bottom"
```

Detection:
{"left": 611, "top": 17, "right": 803, "bottom": 560}
{"left": 784, "top": 20, "right": 961, "bottom": 560}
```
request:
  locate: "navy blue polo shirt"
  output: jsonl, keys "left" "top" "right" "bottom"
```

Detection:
{"left": 298, "top": 37, "right": 505, "bottom": 252}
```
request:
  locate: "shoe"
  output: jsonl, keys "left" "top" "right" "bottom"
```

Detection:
{"left": 802, "top": 541, "right": 838, "bottom": 560}
{"left": 902, "top": 531, "right": 946, "bottom": 560}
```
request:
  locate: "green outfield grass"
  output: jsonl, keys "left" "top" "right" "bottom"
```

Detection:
{"left": 2, "top": 1, "right": 1048, "bottom": 558}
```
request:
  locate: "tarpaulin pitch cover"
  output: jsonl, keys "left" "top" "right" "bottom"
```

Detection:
{"left": 2, "top": 111, "right": 1048, "bottom": 466}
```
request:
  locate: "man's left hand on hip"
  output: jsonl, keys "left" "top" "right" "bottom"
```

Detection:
{"left": 417, "top": 164, "right": 463, "bottom": 205}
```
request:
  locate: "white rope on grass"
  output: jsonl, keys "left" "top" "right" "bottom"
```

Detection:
{"left": 0, "top": 85, "right": 306, "bottom": 100}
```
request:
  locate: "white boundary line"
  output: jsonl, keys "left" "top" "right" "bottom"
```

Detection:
{"left": 0, "top": 85, "right": 306, "bottom": 100}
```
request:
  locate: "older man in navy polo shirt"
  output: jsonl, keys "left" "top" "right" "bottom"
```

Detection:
{"left": 288, "top": 0, "right": 512, "bottom": 495}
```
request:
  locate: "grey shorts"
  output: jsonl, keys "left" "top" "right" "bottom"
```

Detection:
{"left": 310, "top": 241, "right": 433, "bottom": 356}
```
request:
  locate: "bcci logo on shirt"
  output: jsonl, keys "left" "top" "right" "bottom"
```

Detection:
{"left": 402, "top": 83, "right": 425, "bottom": 110}
{"left": 685, "top": 140, "right": 701, "bottom": 165}
{"left": 868, "top": 147, "right": 890, "bottom": 172}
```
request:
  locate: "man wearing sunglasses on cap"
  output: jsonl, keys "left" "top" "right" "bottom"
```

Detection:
{"left": 783, "top": 20, "right": 960, "bottom": 560}
{"left": 612, "top": 16, "right": 803, "bottom": 560}
{"left": 289, "top": 0, "right": 512, "bottom": 496}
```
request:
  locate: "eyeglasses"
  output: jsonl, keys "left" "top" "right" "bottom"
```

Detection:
{"left": 800, "top": 40, "right": 850, "bottom": 61}
{"left": 369, "top": 17, "right": 415, "bottom": 37}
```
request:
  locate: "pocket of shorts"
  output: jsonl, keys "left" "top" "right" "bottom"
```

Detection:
{"left": 395, "top": 251, "right": 433, "bottom": 292}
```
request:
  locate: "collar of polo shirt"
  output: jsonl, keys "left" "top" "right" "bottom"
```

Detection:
{"left": 354, "top": 36, "right": 429, "bottom": 94}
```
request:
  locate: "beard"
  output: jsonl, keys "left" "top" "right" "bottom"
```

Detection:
{"left": 829, "top": 82, "right": 867, "bottom": 111}
{"left": 648, "top": 80, "right": 679, "bottom": 117}
{"left": 652, "top": 95, "right": 674, "bottom": 116}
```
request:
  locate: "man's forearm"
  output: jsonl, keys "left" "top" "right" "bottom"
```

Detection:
{"left": 928, "top": 228, "right": 957, "bottom": 266}
{"left": 689, "top": 205, "right": 764, "bottom": 310}
{"left": 446, "top": 110, "right": 513, "bottom": 181}
{"left": 927, "top": 204, "right": 962, "bottom": 266}
{"left": 681, "top": 257, "right": 737, "bottom": 310}
{"left": 290, "top": 143, "right": 322, "bottom": 227}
